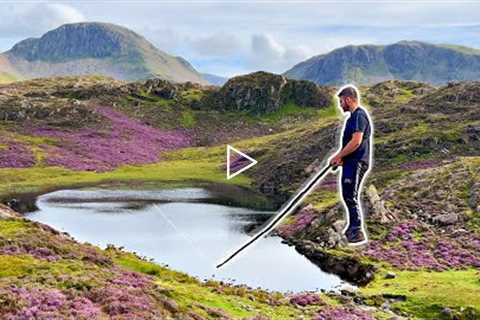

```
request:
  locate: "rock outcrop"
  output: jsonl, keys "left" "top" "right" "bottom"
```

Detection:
{"left": 205, "top": 71, "right": 333, "bottom": 115}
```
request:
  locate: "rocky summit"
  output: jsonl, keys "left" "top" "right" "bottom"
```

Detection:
{"left": 205, "top": 71, "right": 333, "bottom": 114}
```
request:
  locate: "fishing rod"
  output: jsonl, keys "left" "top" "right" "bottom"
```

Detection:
{"left": 216, "top": 162, "right": 338, "bottom": 269}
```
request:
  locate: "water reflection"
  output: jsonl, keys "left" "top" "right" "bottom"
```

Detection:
{"left": 26, "top": 188, "right": 344, "bottom": 292}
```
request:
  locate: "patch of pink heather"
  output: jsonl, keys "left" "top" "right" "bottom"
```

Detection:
{"left": 363, "top": 220, "right": 480, "bottom": 270}
{"left": 289, "top": 292, "right": 323, "bottom": 307}
{"left": 277, "top": 206, "right": 317, "bottom": 238}
{"left": 2, "top": 286, "right": 101, "bottom": 320}
{"left": 0, "top": 138, "right": 36, "bottom": 168}
{"left": 29, "top": 106, "right": 191, "bottom": 172}
{"left": 0, "top": 245, "right": 60, "bottom": 262}
{"left": 314, "top": 307, "right": 374, "bottom": 320}
{"left": 317, "top": 176, "right": 337, "bottom": 192}
{"left": 88, "top": 270, "right": 160, "bottom": 319}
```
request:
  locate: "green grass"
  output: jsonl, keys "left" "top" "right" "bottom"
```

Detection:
{"left": 0, "top": 255, "right": 41, "bottom": 277}
{"left": 180, "top": 110, "right": 196, "bottom": 128}
{"left": 113, "top": 251, "right": 198, "bottom": 284}
{"left": 124, "top": 93, "right": 172, "bottom": 108}
{"left": 114, "top": 251, "right": 302, "bottom": 319}
{"left": 180, "top": 89, "right": 205, "bottom": 102}
{"left": 0, "top": 254, "right": 99, "bottom": 283}
{"left": 255, "top": 101, "right": 339, "bottom": 124}
{"left": 304, "top": 190, "right": 339, "bottom": 210}
{"left": 0, "top": 219, "right": 32, "bottom": 237}
{"left": 361, "top": 268, "right": 480, "bottom": 319}
{"left": 395, "top": 88, "right": 415, "bottom": 104}
{"left": 0, "top": 157, "right": 250, "bottom": 199}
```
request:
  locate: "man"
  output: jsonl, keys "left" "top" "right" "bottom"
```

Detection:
{"left": 330, "top": 85, "right": 373, "bottom": 245}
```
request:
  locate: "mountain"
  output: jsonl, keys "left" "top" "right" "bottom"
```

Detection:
{"left": 0, "top": 22, "right": 207, "bottom": 84}
{"left": 284, "top": 40, "right": 480, "bottom": 85}
{"left": 201, "top": 72, "right": 228, "bottom": 86}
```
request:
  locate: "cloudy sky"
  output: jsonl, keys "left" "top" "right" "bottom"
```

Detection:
{"left": 1, "top": 1, "right": 480, "bottom": 77}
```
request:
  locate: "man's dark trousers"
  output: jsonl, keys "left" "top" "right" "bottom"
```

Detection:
{"left": 341, "top": 159, "right": 369, "bottom": 230}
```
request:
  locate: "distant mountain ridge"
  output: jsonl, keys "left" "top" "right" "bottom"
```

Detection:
{"left": 284, "top": 41, "right": 480, "bottom": 85}
{"left": 201, "top": 73, "right": 228, "bottom": 86}
{"left": 0, "top": 22, "right": 207, "bottom": 84}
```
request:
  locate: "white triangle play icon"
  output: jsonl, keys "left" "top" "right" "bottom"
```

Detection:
{"left": 226, "top": 145, "right": 258, "bottom": 180}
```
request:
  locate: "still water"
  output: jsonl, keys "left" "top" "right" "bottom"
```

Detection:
{"left": 26, "top": 188, "right": 344, "bottom": 292}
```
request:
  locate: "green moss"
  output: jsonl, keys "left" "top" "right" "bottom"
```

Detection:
{"left": 0, "top": 219, "right": 31, "bottom": 237}
{"left": 125, "top": 92, "right": 172, "bottom": 108}
{"left": 180, "top": 89, "right": 204, "bottom": 102}
{"left": 361, "top": 268, "right": 480, "bottom": 319}
{"left": 395, "top": 88, "right": 415, "bottom": 104}
{"left": 180, "top": 110, "right": 196, "bottom": 128}
{"left": 0, "top": 255, "right": 40, "bottom": 277}
{"left": 113, "top": 251, "right": 198, "bottom": 284}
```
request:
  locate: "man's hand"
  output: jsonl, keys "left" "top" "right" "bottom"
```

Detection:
{"left": 330, "top": 153, "right": 343, "bottom": 167}
{"left": 331, "top": 131, "right": 363, "bottom": 168}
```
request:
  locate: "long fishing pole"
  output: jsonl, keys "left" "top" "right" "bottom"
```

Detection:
{"left": 216, "top": 162, "right": 338, "bottom": 269}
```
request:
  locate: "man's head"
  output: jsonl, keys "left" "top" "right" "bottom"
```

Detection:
{"left": 337, "top": 85, "right": 359, "bottom": 112}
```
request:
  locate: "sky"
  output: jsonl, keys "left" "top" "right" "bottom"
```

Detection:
{"left": 1, "top": 1, "right": 480, "bottom": 77}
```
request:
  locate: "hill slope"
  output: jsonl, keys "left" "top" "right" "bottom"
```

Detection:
{"left": 0, "top": 75, "right": 479, "bottom": 319}
{"left": 0, "top": 22, "right": 207, "bottom": 84}
{"left": 284, "top": 41, "right": 480, "bottom": 85}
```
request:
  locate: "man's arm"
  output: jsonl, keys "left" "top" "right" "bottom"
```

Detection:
{"left": 336, "top": 132, "right": 363, "bottom": 158}
{"left": 330, "top": 112, "right": 367, "bottom": 166}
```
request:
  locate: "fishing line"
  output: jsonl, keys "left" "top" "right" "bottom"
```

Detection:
{"left": 216, "top": 163, "right": 337, "bottom": 268}
{"left": 153, "top": 203, "right": 209, "bottom": 260}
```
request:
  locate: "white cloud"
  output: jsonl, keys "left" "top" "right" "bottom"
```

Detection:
{"left": 0, "top": 3, "right": 85, "bottom": 39}
{"left": 189, "top": 33, "right": 241, "bottom": 57}
{"left": 247, "top": 34, "right": 313, "bottom": 73}
{"left": 140, "top": 27, "right": 183, "bottom": 54}
{"left": 2, "top": 2, "right": 480, "bottom": 76}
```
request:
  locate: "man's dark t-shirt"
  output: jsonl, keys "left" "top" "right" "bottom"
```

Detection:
{"left": 341, "top": 106, "right": 372, "bottom": 165}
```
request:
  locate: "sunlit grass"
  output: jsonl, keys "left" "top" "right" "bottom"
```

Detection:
{"left": 0, "top": 158, "right": 250, "bottom": 198}
{"left": 361, "top": 268, "right": 480, "bottom": 319}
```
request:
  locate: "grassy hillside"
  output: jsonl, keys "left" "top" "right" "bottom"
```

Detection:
{"left": 0, "top": 75, "right": 479, "bottom": 319}
{"left": 1, "top": 207, "right": 372, "bottom": 320}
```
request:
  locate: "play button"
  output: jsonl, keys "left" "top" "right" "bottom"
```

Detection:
{"left": 226, "top": 145, "right": 258, "bottom": 180}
